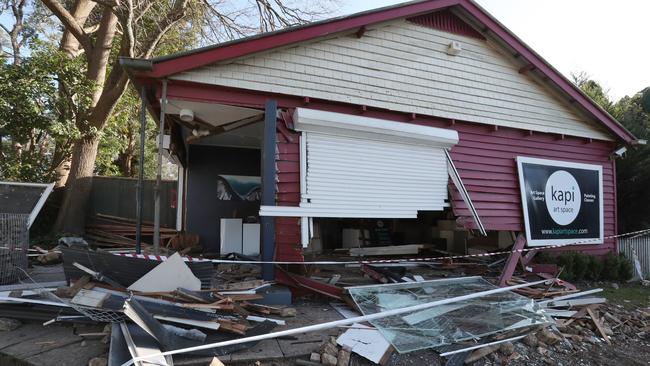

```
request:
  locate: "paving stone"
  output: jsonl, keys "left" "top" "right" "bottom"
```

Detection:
{"left": 337, "top": 349, "right": 351, "bottom": 366}
{"left": 0, "top": 318, "right": 21, "bottom": 331}
{"left": 24, "top": 339, "right": 108, "bottom": 366}
{"left": 322, "top": 353, "right": 337, "bottom": 366}
{"left": 310, "top": 352, "right": 321, "bottom": 362}
{"left": 88, "top": 357, "right": 107, "bottom": 366}
{"left": 230, "top": 339, "right": 284, "bottom": 362}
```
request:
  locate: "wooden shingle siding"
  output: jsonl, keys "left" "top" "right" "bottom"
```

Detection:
{"left": 171, "top": 19, "right": 611, "bottom": 141}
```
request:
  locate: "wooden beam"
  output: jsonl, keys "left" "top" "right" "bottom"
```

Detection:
{"left": 518, "top": 64, "right": 536, "bottom": 73}
{"left": 356, "top": 25, "right": 367, "bottom": 38}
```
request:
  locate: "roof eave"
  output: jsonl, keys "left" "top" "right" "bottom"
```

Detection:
{"left": 121, "top": 0, "right": 637, "bottom": 144}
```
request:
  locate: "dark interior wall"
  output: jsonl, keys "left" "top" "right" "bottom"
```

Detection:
{"left": 186, "top": 145, "right": 261, "bottom": 253}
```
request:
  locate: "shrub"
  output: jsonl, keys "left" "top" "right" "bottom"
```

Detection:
{"left": 534, "top": 251, "right": 633, "bottom": 282}
{"left": 601, "top": 253, "right": 619, "bottom": 281}
{"left": 617, "top": 253, "right": 634, "bottom": 281}
{"left": 585, "top": 255, "right": 604, "bottom": 281}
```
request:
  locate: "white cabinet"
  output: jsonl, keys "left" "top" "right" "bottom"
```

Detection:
{"left": 242, "top": 224, "right": 261, "bottom": 256}
{"left": 220, "top": 218, "right": 242, "bottom": 254}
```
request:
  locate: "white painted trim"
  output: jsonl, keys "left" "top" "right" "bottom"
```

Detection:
{"left": 299, "top": 131, "right": 309, "bottom": 248}
{"left": 299, "top": 132, "right": 307, "bottom": 199}
{"left": 176, "top": 166, "right": 184, "bottom": 231}
{"left": 301, "top": 217, "right": 309, "bottom": 247}
{"left": 0, "top": 181, "right": 55, "bottom": 228}
{"left": 516, "top": 156, "right": 604, "bottom": 247}
{"left": 260, "top": 205, "right": 416, "bottom": 218}
{"left": 445, "top": 150, "right": 486, "bottom": 235}
{"left": 293, "top": 108, "right": 458, "bottom": 147}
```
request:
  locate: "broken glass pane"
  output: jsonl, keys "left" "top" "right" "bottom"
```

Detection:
{"left": 346, "top": 276, "right": 551, "bottom": 353}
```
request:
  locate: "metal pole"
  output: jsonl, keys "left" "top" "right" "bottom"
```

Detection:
{"left": 135, "top": 86, "right": 147, "bottom": 254}
{"left": 154, "top": 79, "right": 167, "bottom": 254}
{"left": 121, "top": 279, "right": 549, "bottom": 365}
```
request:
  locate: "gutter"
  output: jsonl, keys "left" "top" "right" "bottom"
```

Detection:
{"left": 119, "top": 57, "right": 153, "bottom": 72}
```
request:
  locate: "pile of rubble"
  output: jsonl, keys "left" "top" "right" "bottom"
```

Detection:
{"left": 0, "top": 248, "right": 297, "bottom": 365}
{"left": 3, "top": 241, "right": 650, "bottom": 366}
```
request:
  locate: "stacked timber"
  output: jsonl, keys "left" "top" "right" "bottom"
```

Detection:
{"left": 85, "top": 213, "right": 177, "bottom": 248}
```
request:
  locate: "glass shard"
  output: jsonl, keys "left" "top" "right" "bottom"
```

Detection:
{"left": 346, "top": 276, "right": 551, "bottom": 353}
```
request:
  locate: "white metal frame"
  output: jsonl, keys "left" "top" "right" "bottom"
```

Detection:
{"left": 445, "top": 150, "right": 487, "bottom": 236}
{"left": 516, "top": 156, "right": 604, "bottom": 247}
{"left": 293, "top": 108, "right": 458, "bottom": 147}
{"left": 175, "top": 166, "right": 184, "bottom": 231}
{"left": 263, "top": 109, "right": 467, "bottom": 246}
{"left": 0, "top": 181, "right": 55, "bottom": 228}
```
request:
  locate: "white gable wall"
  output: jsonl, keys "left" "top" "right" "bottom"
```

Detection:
{"left": 170, "top": 19, "right": 612, "bottom": 141}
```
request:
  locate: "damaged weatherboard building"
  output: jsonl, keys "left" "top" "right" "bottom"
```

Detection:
{"left": 122, "top": 0, "right": 639, "bottom": 267}
{"left": 2, "top": 0, "right": 648, "bottom": 366}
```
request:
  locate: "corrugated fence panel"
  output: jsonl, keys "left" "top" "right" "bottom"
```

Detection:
{"left": 87, "top": 176, "right": 177, "bottom": 228}
{"left": 618, "top": 234, "right": 650, "bottom": 278}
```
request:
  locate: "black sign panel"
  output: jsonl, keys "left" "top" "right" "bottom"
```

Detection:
{"left": 516, "top": 157, "right": 603, "bottom": 246}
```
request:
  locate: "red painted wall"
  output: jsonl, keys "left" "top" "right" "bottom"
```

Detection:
{"left": 274, "top": 112, "right": 304, "bottom": 262}
{"left": 164, "top": 82, "right": 619, "bottom": 258}
{"left": 439, "top": 122, "right": 617, "bottom": 255}
{"left": 272, "top": 110, "right": 617, "bottom": 259}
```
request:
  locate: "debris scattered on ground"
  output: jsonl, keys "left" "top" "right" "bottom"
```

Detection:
{"left": 0, "top": 317, "right": 22, "bottom": 331}
{"left": 3, "top": 226, "right": 650, "bottom": 366}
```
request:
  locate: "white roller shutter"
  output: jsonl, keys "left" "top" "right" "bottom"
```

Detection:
{"left": 260, "top": 108, "right": 460, "bottom": 219}
{"left": 303, "top": 133, "right": 448, "bottom": 217}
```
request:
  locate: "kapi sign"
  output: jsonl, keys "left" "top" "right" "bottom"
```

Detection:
{"left": 516, "top": 156, "right": 604, "bottom": 247}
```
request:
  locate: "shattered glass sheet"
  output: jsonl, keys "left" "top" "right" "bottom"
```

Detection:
{"left": 346, "top": 276, "right": 551, "bottom": 353}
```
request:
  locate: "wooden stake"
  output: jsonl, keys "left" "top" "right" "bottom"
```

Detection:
{"left": 587, "top": 307, "right": 611, "bottom": 344}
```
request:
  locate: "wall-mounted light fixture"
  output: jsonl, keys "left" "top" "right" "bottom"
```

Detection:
{"left": 179, "top": 108, "right": 194, "bottom": 122}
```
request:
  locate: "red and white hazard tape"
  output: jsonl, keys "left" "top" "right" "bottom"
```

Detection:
{"left": 113, "top": 228, "right": 650, "bottom": 265}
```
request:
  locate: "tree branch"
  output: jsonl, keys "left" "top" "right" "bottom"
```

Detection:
{"left": 90, "top": 0, "right": 118, "bottom": 7}
{"left": 0, "top": 23, "right": 10, "bottom": 36}
{"left": 41, "top": 0, "right": 93, "bottom": 54}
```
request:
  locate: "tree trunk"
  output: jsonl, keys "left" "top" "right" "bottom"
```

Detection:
{"left": 54, "top": 159, "right": 71, "bottom": 187}
{"left": 54, "top": 135, "right": 100, "bottom": 234}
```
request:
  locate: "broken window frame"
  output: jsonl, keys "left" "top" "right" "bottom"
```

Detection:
{"left": 346, "top": 276, "right": 551, "bottom": 353}
{"left": 0, "top": 181, "right": 54, "bottom": 228}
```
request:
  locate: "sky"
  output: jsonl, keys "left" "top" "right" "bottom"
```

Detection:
{"left": 339, "top": 0, "right": 650, "bottom": 101}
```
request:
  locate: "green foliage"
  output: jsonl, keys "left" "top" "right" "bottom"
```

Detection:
{"left": 613, "top": 93, "right": 650, "bottom": 231}
{"left": 641, "top": 88, "right": 650, "bottom": 114}
{"left": 573, "top": 74, "right": 650, "bottom": 232}
{"left": 585, "top": 255, "right": 604, "bottom": 281}
{"left": 0, "top": 42, "right": 94, "bottom": 182}
{"left": 572, "top": 72, "right": 617, "bottom": 116}
{"left": 95, "top": 91, "right": 158, "bottom": 178}
{"left": 539, "top": 251, "right": 633, "bottom": 282}
{"left": 617, "top": 253, "right": 634, "bottom": 281}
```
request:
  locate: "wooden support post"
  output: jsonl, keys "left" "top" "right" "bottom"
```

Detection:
{"left": 498, "top": 234, "right": 526, "bottom": 287}
{"left": 261, "top": 100, "right": 278, "bottom": 281}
